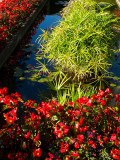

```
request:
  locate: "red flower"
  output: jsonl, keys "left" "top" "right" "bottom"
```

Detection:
{"left": 75, "top": 122, "right": 79, "bottom": 129}
{"left": 71, "top": 138, "right": 76, "bottom": 143}
{"left": 33, "top": 133, "right": 39, "bottom": 141}
{"left": 74, "top": 142, "right": 79, "bottom": 148}
{"left": 92, "top": 94, "right": 98, "bottom": 100}
{"left": 65, "top": 156, "right": 70, "bottom": 160}
{"left": 118, "top": 116, "right": 120, "bottom": 122}
{"left": 116, "top": 127, "right": 120, "bottom": 135}
{"left": 83, "top": 126, "right": 88, "bottom": 132}
{"left": 48, "top": 152, "right": 54, "bottom": 158}
{"left": 54, "top": 130, "right": 62, "bottom": 138}
{"left": 100, "top": 100, "right": 106, "bottom": 105}
{"left": 76, "top": 97, "right": 89, "bottom": 105}
{"left": 60, "top": 142, "right": 69, "bottom": 153}
{"left": 112, "top": 154, "right": 119, "bottom": 159}
{"left": 110, "top": 134, "right": 116, "bottom": 142}
{"left": 88, "top": 140, "right": 93, "bottom": 145}
{"left": 33, "top": 148, "right": 42, "bottom": 157}
{"left": 68, "top": 101, "right": 74, "bottom": 107}
{"left": 0, "top": 87, "right": 7, "bottom": 95}
{"left": 24, "top": 132, "right": 31, "bottom": 138}
{"left": 79, "top": 127, "right": 83, "bottom": 132}
{"left": 8, "top": 153, "right": 15, "bottom": 160}
{"left": 86, "top": 99, "right": 92, "bottom": 107}
{"left": 58, "top": 122, "right": 65, "bottom": 129}
{"left": 77, "top": 134, "right": 84, "bottom": 143}
{"left": 91, "top": 143, "right": 96, "bottom": 149}
{"left": 80, "top": 118, "right": 84, "bottom": 125}
{"left": 97, "top": 135, "right": 101, "bottom": 141}
{"left": 3, "top": 108, "right": 17, "bottom": 124}
{"left": 72, "top": 152, "right": 79, "bottom": 157}
{"left": 89, "top": 134, "right": 93, "bottom": 138}
{"left": 105, "top": 88, "right": 111, "bottom": 93}
{"left": 63, "top": 126, "right": 69, "bottom": 134}
{"left": 115, "top": 94, "right": 120, "bottom": 102}
{"left": 98, "top": 90, "right": 104, "bottom": 96}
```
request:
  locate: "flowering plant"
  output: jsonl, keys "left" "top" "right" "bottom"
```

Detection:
{"left": 0, "top": 87, "right": 120, "bottom": 159}
{"left": 0, "top": 0, "right": 43, "bottom": 51}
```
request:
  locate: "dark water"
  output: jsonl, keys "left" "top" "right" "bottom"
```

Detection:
{"left": 0, "top": 0, "right": 69, "bottom": 102}
{"left": 0, "top": 0, "right": 120, "bottom": 103}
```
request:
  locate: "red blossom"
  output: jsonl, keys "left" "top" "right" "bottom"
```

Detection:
{"left": 3, "top": 108, "right": 17, "bottom": 123}
{"left": 72, "top": 151, "right": 79, "bottom": 157}
{"left": 98, "top": 90, "right": 104, "bottom": 96}
{"left": 115, "top": 94, "right": 120, "bottom": 102}
{"left": 0, "top": 87, "right": 7, "bottom": 95}
{"left": 68, "top": 101, "right": 74, "bottom": 107}
{"left": 54, "top": 129, "right": 63, "bottom": 138}
{"left": 118, "top": 116, "right": 120, "bottom": 122}
{"left": 60, "top": 142, "right": 69, "bottom": 153}
{"left": 77, "top": 134, "right": 84, "bottom": 143}
{"left": 91, "top": 143, "right": 96, "bottom": 149}
{"left": 24, "top": 132, "right": 31, "bottom": 138}
{"left": 33, "top": 148, "right": 42, "bottom": 157}
{"left": 105, "top": 88, "right": 111, "bottom": 93}
{"left": 97, "top": 135, "right": 101, "bottom": 141}
{"left": 74, "top": 142, "right": 79, "bottom": 148}
{"left": 110, "top": 134, "right": 116, "bottom": 142}
{"left": 80, "top": 118, "right": 84, "bottom": 125}
{"left": 100, "top": 100, "right": 106, "bottom": 105}
{"left": 65, "top": 156, "right": 70, "bottom": 160}
{"left": 74, "top": 122, "right": 79, "bottom": 129}
{"left": 48, "top": 152, "right": 54, "bottom": 158}
{"left": 33, "top": 133, "right": 39, "bottom": 141}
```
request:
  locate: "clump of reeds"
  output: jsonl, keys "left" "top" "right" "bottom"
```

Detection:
{"left": 38, "top": 0, "right": 118, "bottom": 83}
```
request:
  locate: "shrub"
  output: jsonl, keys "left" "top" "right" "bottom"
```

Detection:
{"left": 37, "top": 0, "right": 119, "bottom": 83}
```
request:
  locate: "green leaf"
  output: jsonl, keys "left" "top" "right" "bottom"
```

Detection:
{"left": 38, "top": 78, "right": 48, "bottom": 83}
{"left": 65, "top": 137, "right": 70, "bottom": 142}
{"left": 51, "top": 115, "right": 58, "bottom": 121}
{"left": 113, "top": 76, "right": 119, "bottom": 80}
{"left": 110, "top": 83, "right": 116, "bottom": 87}
{"left": 19, "top": 77, "right": 25, "bottom": 80}
{"left": 117, "top": 85, "right": 120, "bottom": 89}
{"left": 33, "top": 103, "right": 38, "bottom": 107}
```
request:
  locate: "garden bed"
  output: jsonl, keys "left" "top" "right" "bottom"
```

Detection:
{"left": 0, "top": 0, "right": 47, "bottom": 68}
{"left": 0, "top": 87, "right": 120, "bottom": 159}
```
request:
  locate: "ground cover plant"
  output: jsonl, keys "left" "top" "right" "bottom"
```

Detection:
{"left": 0, "top": 0, "right": 44, "bottom": 52}
{"left": 36, "top": 0, "right": 119, "bottom": 84}
{"left": 0, "top": 87, "right": 120, "bottom": 159}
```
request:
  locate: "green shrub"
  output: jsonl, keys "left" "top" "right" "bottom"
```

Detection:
{"left": 37, "top": 0, "right": 118, "bottom": 82}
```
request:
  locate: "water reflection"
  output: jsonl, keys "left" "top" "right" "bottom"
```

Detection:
{"left": 0, "top": 0, "right": 69, "bottom": 102}
{"left": 0, "top": 0, "right": 120, "bottom": 103}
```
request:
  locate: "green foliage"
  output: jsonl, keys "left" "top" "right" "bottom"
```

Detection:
{"left": 37, "top": 0, "right": 118, "bottom": 83}
{"left": 56, "top": 83, "right": 97, "bottom": 105}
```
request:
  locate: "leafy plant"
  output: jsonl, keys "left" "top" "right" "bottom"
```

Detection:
{"left": 37, "top": 0, "right": 119, "bottom": 84}
{"left": 0, "top": 87, "right": 120, "bottom": 159}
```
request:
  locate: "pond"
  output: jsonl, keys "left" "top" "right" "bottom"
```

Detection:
{"left": 0, "top": 0, "right": 69, "bottom": 102}
{"left": 0, "top": 0, "right": 120, "bottom": 103}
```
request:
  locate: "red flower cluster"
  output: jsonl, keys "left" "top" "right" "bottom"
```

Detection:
{"left": 3, "top": 108, "right": 17, "bottom": 123}
{"left": 0, "top": 0, "right": 43, "bottom": 49}
{"left": 0, "top": 87, "right": 120, "bottom": 159}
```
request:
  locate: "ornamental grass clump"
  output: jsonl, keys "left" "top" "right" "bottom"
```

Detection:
{"left": 38, "top": 0, "right": 118, "bottom": 82}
